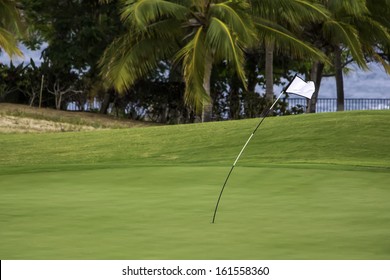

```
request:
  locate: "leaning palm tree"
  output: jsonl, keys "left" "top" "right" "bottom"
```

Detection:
{"left": 100, "top": 0, "right": 256, "bottom": 122}
{"left": 0, "top": 0, "right": 23, "bottom": 57}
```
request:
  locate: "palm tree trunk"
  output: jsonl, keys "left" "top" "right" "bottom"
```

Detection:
{"left": 100, "top": 91, "right": 112, "bottom": 114}
{"left": 334, "top": 46, "right": 345, "bottom": 111}
{"left": 307, "top": 61, "right": 324, "bottom": 113}
{"left": 246, "top": 52, "right": 260, "bottom": 94}
{"left": 202, "top": 56, "right": 213, "bottom": 122}
{"left": 265, "top": 40, "right": 274, "bottom": 104}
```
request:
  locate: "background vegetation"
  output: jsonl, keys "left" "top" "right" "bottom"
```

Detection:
{"left": 1, "top": 0, "right": 389, "bottom": 123}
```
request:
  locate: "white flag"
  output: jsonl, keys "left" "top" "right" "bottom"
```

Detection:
{"left": 285, "top": 76, "right": 315, "bottom": 99}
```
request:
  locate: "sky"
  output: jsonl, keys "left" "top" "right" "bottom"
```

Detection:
{"left": 1, "top": 45, "right": 390, "bottom": 99}
{"left": 318, "top": 62, "right": 390, "bottom": 98}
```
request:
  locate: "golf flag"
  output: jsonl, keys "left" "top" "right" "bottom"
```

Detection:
{"left": 212, "top": 75, "right": 316, "bottom": 223}
{"left": 285, "top": 76, "right": 315, "bottom": 99}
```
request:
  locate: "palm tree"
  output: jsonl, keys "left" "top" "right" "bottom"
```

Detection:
{"left": 251, "top": 0, "right": 330, "bottom": 104}
{"left": 0, "top": 0, "right": 23, "bottom": 57}
{"left": 100, "top": 0, "right": 256, "bottom": 122}
{"left": 326, "top": 0, "right": 369, "bottom": 111}
{"left": 353, "top": 0, "right": 390, "bottom": 73}
{"left": 325, "top": 0, "right": 390, "bottom": 111}
{"left": 301, "top": 0, "right": 387, "bottom": 112}
{"left": 100, "top": 0, "right": 331, "bottom": 121}
{"left": 305, "top": 0, "right": 366, "bottom": 113}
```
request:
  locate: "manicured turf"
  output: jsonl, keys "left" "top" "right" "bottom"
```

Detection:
{"left": 1, "top": 111, "right": 389, "bottom": 259}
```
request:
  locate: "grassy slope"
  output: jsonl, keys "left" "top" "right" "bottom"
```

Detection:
{"left": 1, "top": 110, "right": 389, "bottom": 169}
{"left": 1, "top": 110, "right": 390, "bottom": 259}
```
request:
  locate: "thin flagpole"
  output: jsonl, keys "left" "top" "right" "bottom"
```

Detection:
{"left": 211, "top": 74, "right": 314, "bottom": 223}
{"left": 211, "top": 91, "right": 284, "bottom": 223}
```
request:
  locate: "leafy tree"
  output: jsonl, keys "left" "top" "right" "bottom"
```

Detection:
{"left": 0, "top": 60, "right": 51, "bottom": 107}
{"left": 8, "top": 59, "right": 44, "bottom": 106}
{"left": 0, "top": 62, "right": 27, "bottom": 102}
{"left": 20, "top": 0, "right": 122, "bottom": 109}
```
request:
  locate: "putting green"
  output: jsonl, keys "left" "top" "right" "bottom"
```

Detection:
{"left": 1, "top": 165, "right": 389, "bottom": 259}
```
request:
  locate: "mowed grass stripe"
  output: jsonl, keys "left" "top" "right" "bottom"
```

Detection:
{"left": 1, "top": 166, "right": 389, "bottom": 259}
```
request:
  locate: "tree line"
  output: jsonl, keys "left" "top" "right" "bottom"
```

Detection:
{"left": 1, "top": 0, "right": 389, "bottom": 123}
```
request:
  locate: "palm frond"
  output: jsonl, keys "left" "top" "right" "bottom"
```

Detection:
{"left": 327, "top": 0, "right": 368, "bottom": 18}
{"left": 323, "top": 21, "right": 367, "bottom": 69}
{"left": 206, "top": 17, "right": 247, "bottom": 87}
{"left": 354, "top": 15, "right": 390, "bottom": 74}
{"left": 366, "top": 0, "right": 390, "bottom": 28}
{"left": 120, "top": 0, "right": 188, "bottom": 28}
{"left": 0, "top": 0, "right": 24, "bottom": 57}
{"left": 255, "top": 18, "right": 328, "bottom": 63}
{"left": 252, "top": 0, "right": 329, "bottom": 23}
{"left": 370, "top": 52, "right": 390, "bottom": 74}
{"left": 175, "top": 27, "right": 209, "bottom": 111}
{"left": 144, "top": 17, "right": 184, "bottom": 40}
{"left": 0, "top": 28, "right": 22, "bottom": 57}
{"left": 353, "top": 15, "right": 390, "bottom": 45}
{"left": 0, "top": 0, "right": 21, "bottom": 28}
{"left": 209, "top": 0, "right": 255, "bottom": 42}
{"left": 293, "top": 0, "right": 331, "bottom": 21}
{"left": 99, "top": 30, "right": 179, "bottom": 92}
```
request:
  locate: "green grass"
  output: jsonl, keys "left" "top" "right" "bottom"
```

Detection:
{"left": 1, "top": 110, "right": 390, "bottom": 259}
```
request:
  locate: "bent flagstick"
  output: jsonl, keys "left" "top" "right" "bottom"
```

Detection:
{"left": 211, "top": 75, "right": 315, "bottom": 223}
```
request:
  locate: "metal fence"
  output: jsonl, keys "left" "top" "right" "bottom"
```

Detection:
{"left": 67, "top": 98, "right": 390, "bottom": 114}
{"left": 287, "top": 98, "right": 390, "bottom": 113}
{"left": 67, "top": 99, "right": 101, "bottom": 112}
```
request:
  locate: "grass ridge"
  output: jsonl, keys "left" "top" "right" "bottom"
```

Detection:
{"left": 1, "top": 110, "right": 389, "bottom": 170}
